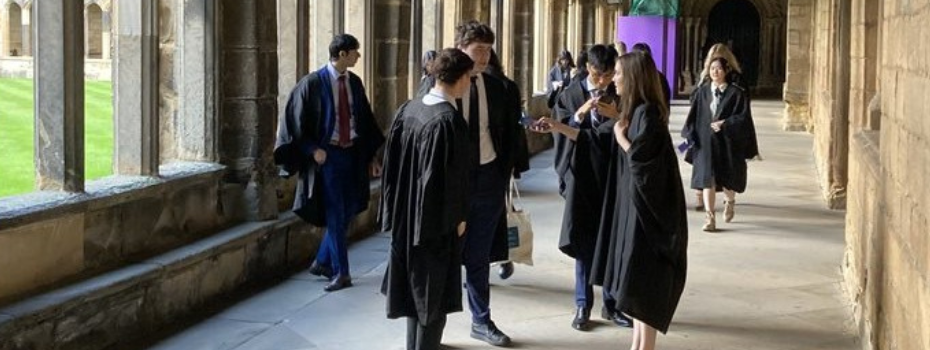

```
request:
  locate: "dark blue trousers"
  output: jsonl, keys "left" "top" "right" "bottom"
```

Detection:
{"left": 463, "top": 161, "right": 507, "bottom": 325}
{"left": 315, "top": 145, "right": 358, "bottom": 278}
{"left": 575, "top": 258, "right": 615, "bottom": 311}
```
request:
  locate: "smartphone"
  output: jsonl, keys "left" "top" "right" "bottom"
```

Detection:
{"left": 598, "top": 93, "right": 617, "bottom": 105}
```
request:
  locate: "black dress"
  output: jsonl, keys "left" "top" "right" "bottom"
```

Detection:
{"left": 380, "top": 99, "right": 471, "bottom": 325}
{"left": 598, "top": 104, "right": 688, "bottom": 334}
{"left": 681, "top": 83, "right": 758, "bottom": 193}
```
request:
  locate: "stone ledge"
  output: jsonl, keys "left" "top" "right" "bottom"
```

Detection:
{"left": 0, "top": 211, "right": 330, "bottom": 350}
{"left": 0, "top": 162, "right": 225, "bottom": 230}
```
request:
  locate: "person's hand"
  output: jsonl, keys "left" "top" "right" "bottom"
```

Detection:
{"left": 711, "top": 120, "right": 725, "bottom": 133}
{"left": 457, "top": 222, "right": 466, "bottom": 237}
{"left": 529, "top": 117, "right": 555, "bottom": 133}
{"left": 576, "top": 98, "right": 597, "bottom": 117}
{"left": 369, "top": 160, "right": 383, "bottom": 177}
{"left": 313, "top": 149, "right": 327, "bottom": 165}
{"left": 614, "top": 119, "right": 629, "bottom": 137}
{"left": 596, "top": 101, "right": 620, "bottom": 119}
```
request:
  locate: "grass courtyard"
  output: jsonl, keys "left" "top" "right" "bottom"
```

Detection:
{"left": 0, "top": 78, "right": 113, "bottom": 198}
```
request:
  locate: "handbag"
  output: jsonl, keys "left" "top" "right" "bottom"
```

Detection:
{"left": 505, "top": 178, "right": 534, "bottom": 266}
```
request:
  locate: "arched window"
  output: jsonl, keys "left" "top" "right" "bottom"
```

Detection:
{"left": 6, "top": 2, "right": 23, "bottom": 57}
{"left": 85, "top": 3, "right": 104, "bottom": 59}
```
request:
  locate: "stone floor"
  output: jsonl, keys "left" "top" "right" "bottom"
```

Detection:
{"left": 140, "top": 100, "right": 860, "bottom": 350}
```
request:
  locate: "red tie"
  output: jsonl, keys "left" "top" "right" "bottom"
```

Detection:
{"left": 337, "top": 75, "right": 351, "bottom": 146}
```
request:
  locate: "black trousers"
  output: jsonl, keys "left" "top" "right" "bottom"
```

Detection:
{"left": 407, "top": 315, "right": 447, "bottom": 350}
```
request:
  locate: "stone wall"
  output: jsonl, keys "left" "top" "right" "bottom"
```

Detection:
{"left": 0, "top": 164, "right": 230, "bottom": 306}
{"left": 0, "top": 58, "right": 112, "bottom": 80}
{"left": 841, "top": 1, "right": 930, "bottom": 350}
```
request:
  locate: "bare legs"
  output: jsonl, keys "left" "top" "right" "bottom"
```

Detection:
{"left": 630, "top": 319, "right": 657, "bottom": 350}
{"left": 702, "top": 185, "right": 737, "bottom": 232}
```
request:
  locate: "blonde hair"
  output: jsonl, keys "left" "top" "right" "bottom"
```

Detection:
{"left": 699, "top": 43, "right": 742, "bottom": 82}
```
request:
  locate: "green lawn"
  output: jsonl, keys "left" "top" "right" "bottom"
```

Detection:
{"left": 0, "top": 78, "right": 113, "bottom": 198}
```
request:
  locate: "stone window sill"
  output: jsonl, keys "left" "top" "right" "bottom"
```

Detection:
{"left": 0, "top": 162, "right": 225, "bottom": 231}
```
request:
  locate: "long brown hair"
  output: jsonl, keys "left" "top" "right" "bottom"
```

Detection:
{"left": 618, "top": 53, "right": 669, "bottom": 125}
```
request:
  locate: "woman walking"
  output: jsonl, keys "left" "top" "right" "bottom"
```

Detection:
{"left": 599, "top": 52, "right": 689, "bottom": 350}
{"left": 682, "top": 57, "right": 759, "bottom": 231}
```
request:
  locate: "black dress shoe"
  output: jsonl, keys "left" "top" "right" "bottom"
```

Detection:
{"left": 571, "top": 307, "right": 591, "bottom": 331}
{"left": 601, "top": 307, "right": 633, "bottom": 328}
{"left": 498, "top": 262, "right": 514, "bottom": 280}
{"left": 323, "top": 275, "right": 352, "bottom": 292}
{"left": 308, "top": 262, "right": 333, "bottom": 279}
{"left": 470, "top": 321, "right": 511, "bottom": 347}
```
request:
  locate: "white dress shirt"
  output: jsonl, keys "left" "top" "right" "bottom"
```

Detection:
{"left": 326, "top": 63, "right": 359, "bottom": 142}
{"left": 463, "top": 74, "right": 497, "bottom": 165}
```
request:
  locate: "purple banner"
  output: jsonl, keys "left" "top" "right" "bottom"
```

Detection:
{"left": 616, "top": 16, "right": 678, "bottom": 97}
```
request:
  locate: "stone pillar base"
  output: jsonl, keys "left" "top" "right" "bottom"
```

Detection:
{"left": 783, "top": 102, "right": 811, "bottom": 132}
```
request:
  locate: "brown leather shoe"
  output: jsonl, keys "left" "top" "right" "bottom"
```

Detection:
{"left": 324, "top": 275, "right": 352, "bottom": 292}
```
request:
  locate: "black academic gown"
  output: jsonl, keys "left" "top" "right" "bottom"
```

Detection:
{"left": 552, "top": 80, "right": 614, "bottom": 262}
{"left": 381, "top": 99, "right": 471, "bottom": 325}
{"left": 602, "top": 104, "right": 689, "bottom": 334}
{"left": 421, "top": 73, "right": 523, "bottom": 263}
{"left": 681, "top": 83, "right": 758, "bottom": 193}
{"left": 274, "top": 67, "right": 385, "bottom": 225}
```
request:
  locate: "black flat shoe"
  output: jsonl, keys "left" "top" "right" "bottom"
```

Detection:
{"left": 601, "top": 307, "right": 633, "bottom": 328}
{"left": 498, "top": 262, "right": 514, "bottom": 280}
{"left": 308, "top": 262, "right": 333, "bottom": 279}
{"left": 470, "top": 321, "right": 511, "bottom": 347}
{"left": 571, "top": 307, "right": 590, "bottom": 331}
{"left": 323, "top": 275, "right": 352, "bottom": 292}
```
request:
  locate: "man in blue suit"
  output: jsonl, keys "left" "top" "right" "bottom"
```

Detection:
{"left": 274, "top": 34, "right": 385, "bottom": 292}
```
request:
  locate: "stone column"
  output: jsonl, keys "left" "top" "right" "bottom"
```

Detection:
{"left": 827, "top": 0, "right": 851, "bottom": 209}
{"left": 511, "top": 0, "right": 534, "bottom": 99}
{"left": 489, "top": 0, "right": 503, "bottom": 54}
{"left": 277, "top": 0, "right": 303, "bottom": 116}
{"left": 175, "top": 0, "right": 218, "bottom": 162}
{"left": 422, "top": 0, "right": 440, "bottom": 50}
{"left": 409, "top": 0, "right": 423, "bottom": 97}
{"left": 219, "top": 0, "right": 279, "bottom": 220}
{"left": 309, "top": 1, "right": 337, "bottom": 68}
{"left": 113, "top": 0, "right": 159, "bottom": 175}
{"left": 441, "top": 0, "right": 457, "bottom": 48}
{"left": 34, "top": 0, "right": 84, "bottom": 192}
{"left": 532, "top": 0, "right": 550, "bottom": 93}
{"left": 371, "top": 0, "right": 411, "bottom": 129}
{"left": 20, "top": 6, "right": 30, "bottom": 56}
{"left": 101, "top": 11, "right": 111, "bottom": 60}
{"left": 345, "top": 0, "right": 371, "bottom": 88}
{"left": 783, "top": 0, "right": 813, "bottom": 131}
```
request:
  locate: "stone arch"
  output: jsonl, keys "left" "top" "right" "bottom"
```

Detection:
{"left": 676, "top": 0, "right": 786, "bottom": 95}
{"left": 85, "top": 3, "right": 103, "bottom": 58}
{"left": 707, "top": 0, "right": 761, "bottom": 86}
{"left": 5, "top": 1, "right": 22, "bottom": 56}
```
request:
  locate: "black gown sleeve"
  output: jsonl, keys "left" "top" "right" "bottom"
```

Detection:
{"left": 274, "top": 76, "right": 318, "bottom": 176}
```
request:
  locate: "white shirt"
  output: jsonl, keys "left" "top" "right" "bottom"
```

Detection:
{"left": 326, "top": 63, "right": 358, "bottom": 141}
{"left": 463, "top": 74, "right": 497, "bottom": 165}
{"left": 710, "top": 82, "right": 727, "bottom": 117}
{"left": 573, "top": 77, "right": 604, "bottom": 125}
{"left": 423, "top": 88, "right": 456, "bottom": 109}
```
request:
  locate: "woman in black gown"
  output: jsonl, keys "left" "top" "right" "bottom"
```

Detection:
{"left": 380, "top": 48, "right": 474, "bottom": 350}
{"left": 682, "top": 57, "right": 759, "bottom": 231}
{"left": 597, "top": 52, "right": 689, "bottom": 350}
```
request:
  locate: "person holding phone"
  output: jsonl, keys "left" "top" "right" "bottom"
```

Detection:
{"left": 532, "top": 44, "right": 633, "bottom": 331}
